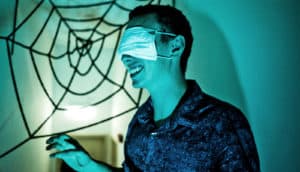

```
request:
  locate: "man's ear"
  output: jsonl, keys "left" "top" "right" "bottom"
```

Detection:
{"left": 170, "top": 35, "right": 185, "bottom": 57}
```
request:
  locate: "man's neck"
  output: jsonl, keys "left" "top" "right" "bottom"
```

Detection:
{"left": 149, "top": 78, "right": 187, "bottom": 122}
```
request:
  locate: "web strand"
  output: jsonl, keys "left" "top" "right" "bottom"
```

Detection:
{"left": 0, "top": 0, "right": 175, "bottom": 159}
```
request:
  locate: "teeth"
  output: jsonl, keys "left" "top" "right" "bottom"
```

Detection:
{"left": 129, "top": 66, "right": 143, "bottom": 75}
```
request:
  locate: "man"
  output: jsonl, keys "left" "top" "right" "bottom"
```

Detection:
{"left": 46, "top": 5, "right": 260, "bottom": 171}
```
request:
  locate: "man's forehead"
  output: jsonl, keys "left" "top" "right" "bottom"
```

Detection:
{"left": 127, "top": 13, "right": 161, "bottom": 30}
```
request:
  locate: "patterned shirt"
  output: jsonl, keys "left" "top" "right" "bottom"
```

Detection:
{"left": 122, "top": 80, "right": 260, "bottom": 171}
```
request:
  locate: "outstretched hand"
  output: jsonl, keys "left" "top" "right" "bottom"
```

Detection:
{"left": 46, "top": 134, "right": 92, "bottom": 171}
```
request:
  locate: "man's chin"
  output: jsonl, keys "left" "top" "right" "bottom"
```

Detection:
{"left": 131, "top": 80, "right": 143, "bottom": 89}
{"left": 132, "top": 83, "right": 141, "bottom": 88}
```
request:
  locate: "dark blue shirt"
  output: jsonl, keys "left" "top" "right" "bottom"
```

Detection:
{"left": 123, "top": 80, "right": 260, "bottom": 171}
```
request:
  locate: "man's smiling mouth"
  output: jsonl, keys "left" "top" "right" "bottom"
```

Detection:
{"left": 129, "top": 65, "right": 144, "bottom": 77}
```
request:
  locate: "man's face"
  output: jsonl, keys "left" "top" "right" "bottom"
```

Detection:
{"left": 120, "top": 14, "right": 175, "bottom": 89}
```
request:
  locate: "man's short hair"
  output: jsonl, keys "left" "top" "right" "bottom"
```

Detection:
{"left": 129, "top": 5, "right": 193, "bottom": 74}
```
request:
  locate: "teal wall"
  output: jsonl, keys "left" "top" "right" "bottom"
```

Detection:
{"left": 181, "top": 0, "right": 300, "bottom": 171}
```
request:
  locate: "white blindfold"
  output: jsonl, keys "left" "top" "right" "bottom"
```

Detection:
{"left": 118, "top": 26, "right": 176, "bottom": 61}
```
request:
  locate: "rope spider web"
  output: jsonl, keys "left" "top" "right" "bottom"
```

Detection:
{"left": 0, "top": 0, "right": 175, "bottom": 158}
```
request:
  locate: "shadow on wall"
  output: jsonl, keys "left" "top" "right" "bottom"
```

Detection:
{"left": 185, "top": 9, "right": 248, "bottom": 117}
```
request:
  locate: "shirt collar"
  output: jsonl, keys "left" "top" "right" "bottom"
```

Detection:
{"left": 137, "top": 80, "right": 215, "bottom": 129}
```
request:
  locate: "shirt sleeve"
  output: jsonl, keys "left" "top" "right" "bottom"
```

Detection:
{"left": 212, "top": 108, "right": 260, "bottom": 172}
{"left": 217, "top": 144, "right": 252, "bottom": 172}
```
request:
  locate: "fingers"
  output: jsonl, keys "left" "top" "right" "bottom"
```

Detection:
{"left": 46, "top": 134, "right": 70, "bottom": 144}
{"left": 50, "top": 149, "right": 91, "bottom": 169}
{"left": 46, "top": 142, "right": 61, "bottom": 151}
{"left": 46, "top": 134, "right": 76, "bottom": 151}
{"left": 50, "top": 149, "right": 80, "bottom": 159}
{"left": 46, "top": 135, "right": 92, "bottom": 171}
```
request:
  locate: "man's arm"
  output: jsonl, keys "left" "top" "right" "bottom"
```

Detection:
{"left": 213, "top": 109, "right": 260, "bottom": 172}
{"left": 217, "top": 144, "right": 253, "bottom": 172}
{"left": 46, "top": 134, "right": 123, "bottom": 172}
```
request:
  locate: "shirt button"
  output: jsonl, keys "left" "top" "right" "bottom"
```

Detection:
{"left": 150, "top": 132, "right": 158, "bottom": 136}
